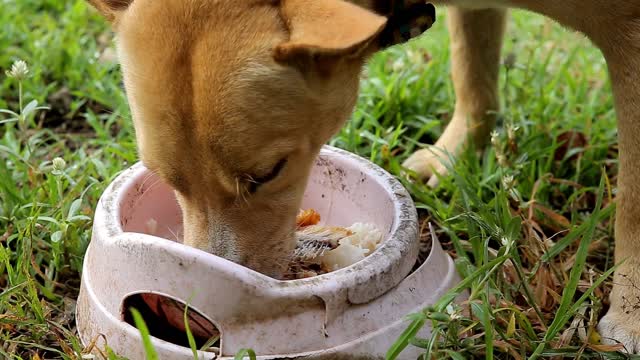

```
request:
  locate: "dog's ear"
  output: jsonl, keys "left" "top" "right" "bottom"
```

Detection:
{"left": 274, "top": 0, "right": 387, "bottom": 68}
{"left": 86, "top": 0, "right": 133, "bottom": 23}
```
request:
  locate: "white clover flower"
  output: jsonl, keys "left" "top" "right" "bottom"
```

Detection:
{"left": 392, "top": 58, "right": 405, "bottom": 72}
{"left": 446, "top": 304, "right": 462, "bottom": 321}
{"left": 507, "top": 124, "right": 520, "bottom": 142}
{"left": 502, "top": 175, "right": 515, "bottom": 190}
{"left": 501, "top": 236, "right": 514, "bottom": 252}
{"left": 407, "top": 50, "right": 421, "bottom": 65}
{"left": 52, "top": 157, "right": 66, "bottom": 173}
{"left": 6, "top": 60, "right": 29, "bottom": 80}
{"left": 490, "top": 131, "right": 500, "bottom": 147}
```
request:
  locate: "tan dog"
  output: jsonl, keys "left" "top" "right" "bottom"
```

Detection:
{"left": 89, "top": 0, "right": 640, "bottom": 352}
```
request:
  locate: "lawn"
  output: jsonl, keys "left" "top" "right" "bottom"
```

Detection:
{"left": 0, "top": 1, "right": 623, "bottom": 359}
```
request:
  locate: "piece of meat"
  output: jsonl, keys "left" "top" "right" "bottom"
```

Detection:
{"left": 296, "top": 208, "right": 321, "bottom": 228}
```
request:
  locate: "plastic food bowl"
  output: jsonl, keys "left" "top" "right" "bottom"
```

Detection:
{"left": 76, "top": 145, "right": 463, "bottom": 359}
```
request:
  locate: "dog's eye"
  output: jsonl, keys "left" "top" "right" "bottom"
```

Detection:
{"left": 248, "top": 157, "right": 288, "bottom": 194}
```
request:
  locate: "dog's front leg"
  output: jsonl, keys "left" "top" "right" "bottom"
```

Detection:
{"left": 403, "top": 7, "right": 507, "bottom": 186}
{"left": 598, "top": 44, "right": 640, "bottom": 352}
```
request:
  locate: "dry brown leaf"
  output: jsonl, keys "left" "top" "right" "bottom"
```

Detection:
{"left": 587, "top": 343, "right": 625, "bottom": 352}
{"left": 554, "top": 131, "right": 588, "bottom": 161}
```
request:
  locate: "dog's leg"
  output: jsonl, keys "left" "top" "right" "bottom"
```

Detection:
{"left": 403, "top": 7, "right": 506, "bottom": 186}
{"left": 597, "top": 44, "right": 640, "bottom": 352}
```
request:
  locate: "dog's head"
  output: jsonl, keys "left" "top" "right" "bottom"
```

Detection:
{"left": 89, "top": 0, "right": 386, "bottom": 277}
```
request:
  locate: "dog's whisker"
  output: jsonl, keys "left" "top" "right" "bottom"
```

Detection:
{"left": 166, "top": 225, "right": 182, "bottom": 243}
{"left": 239, "top": 187, "right": 250, "bottom": 206}
{"left": 234, "top": 177, "right": 241, "bottom": 199}
{"left": 233, "top": 177, "right": 251, "bottom": 206}
{"left": 135, "top": 177, "right": 164, "bottom": 204}
{"left": 138, "top": 172, "right": 156, "bottom": 189}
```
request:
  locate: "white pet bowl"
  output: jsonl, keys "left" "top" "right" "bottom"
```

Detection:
{"left": 76, "top": 145, "right": 462, "bottom": 359}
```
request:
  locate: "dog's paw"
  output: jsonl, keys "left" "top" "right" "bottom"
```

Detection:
{"left": 402, "top": 147, "right": 450, "bottom": 187}
{"left": 598, "top": 311, "right": 640, "bottom": 353}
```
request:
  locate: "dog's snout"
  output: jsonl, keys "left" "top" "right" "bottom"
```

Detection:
{"left": 178, "top": 199, "right": 297, "bottom": 277}
{"left": 203, "top": 217, "right": 241, "bottom": 262}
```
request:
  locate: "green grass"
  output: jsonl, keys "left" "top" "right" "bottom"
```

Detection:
{"left": 0, "top": 1, "right": 624, "bottom": 359}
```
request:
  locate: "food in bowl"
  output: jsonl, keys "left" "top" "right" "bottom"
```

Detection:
{"left": 144, "top": 208, "right": 383, "bottom": 280}
{"left": 287, "top": 209, "right": 383, "bottom": 279}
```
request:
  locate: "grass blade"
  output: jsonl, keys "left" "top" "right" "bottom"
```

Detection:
{"left": 234, "top": 348, "right": 257, "bottom": 360}
{"left": 200, "top": 334, "right": 221, "bottom": 351}
{"left": 530, "top": 173, "right": 606, "bottom": 358}
{"left": 541, "top": 204, "right": 614, "bottom": 262}
{"left": 472, "top": 302, "right": 493, "bottom": 360}
{"left": 183, "top": 303, "right": 199, "bottom": 359}
{"left": 130, "top": 308, "right": 159, "bottom": 360}
{"left": 386, "top": 315, "right": 426, "bottom": 360}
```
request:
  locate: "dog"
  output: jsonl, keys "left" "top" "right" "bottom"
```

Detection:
{"left": 88, "top": 0, "right": 640, "bottom": 352}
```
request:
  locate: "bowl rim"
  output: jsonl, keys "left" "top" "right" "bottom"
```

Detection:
{"left": 94, "top": 145, "right": 419, "bottom": 305}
